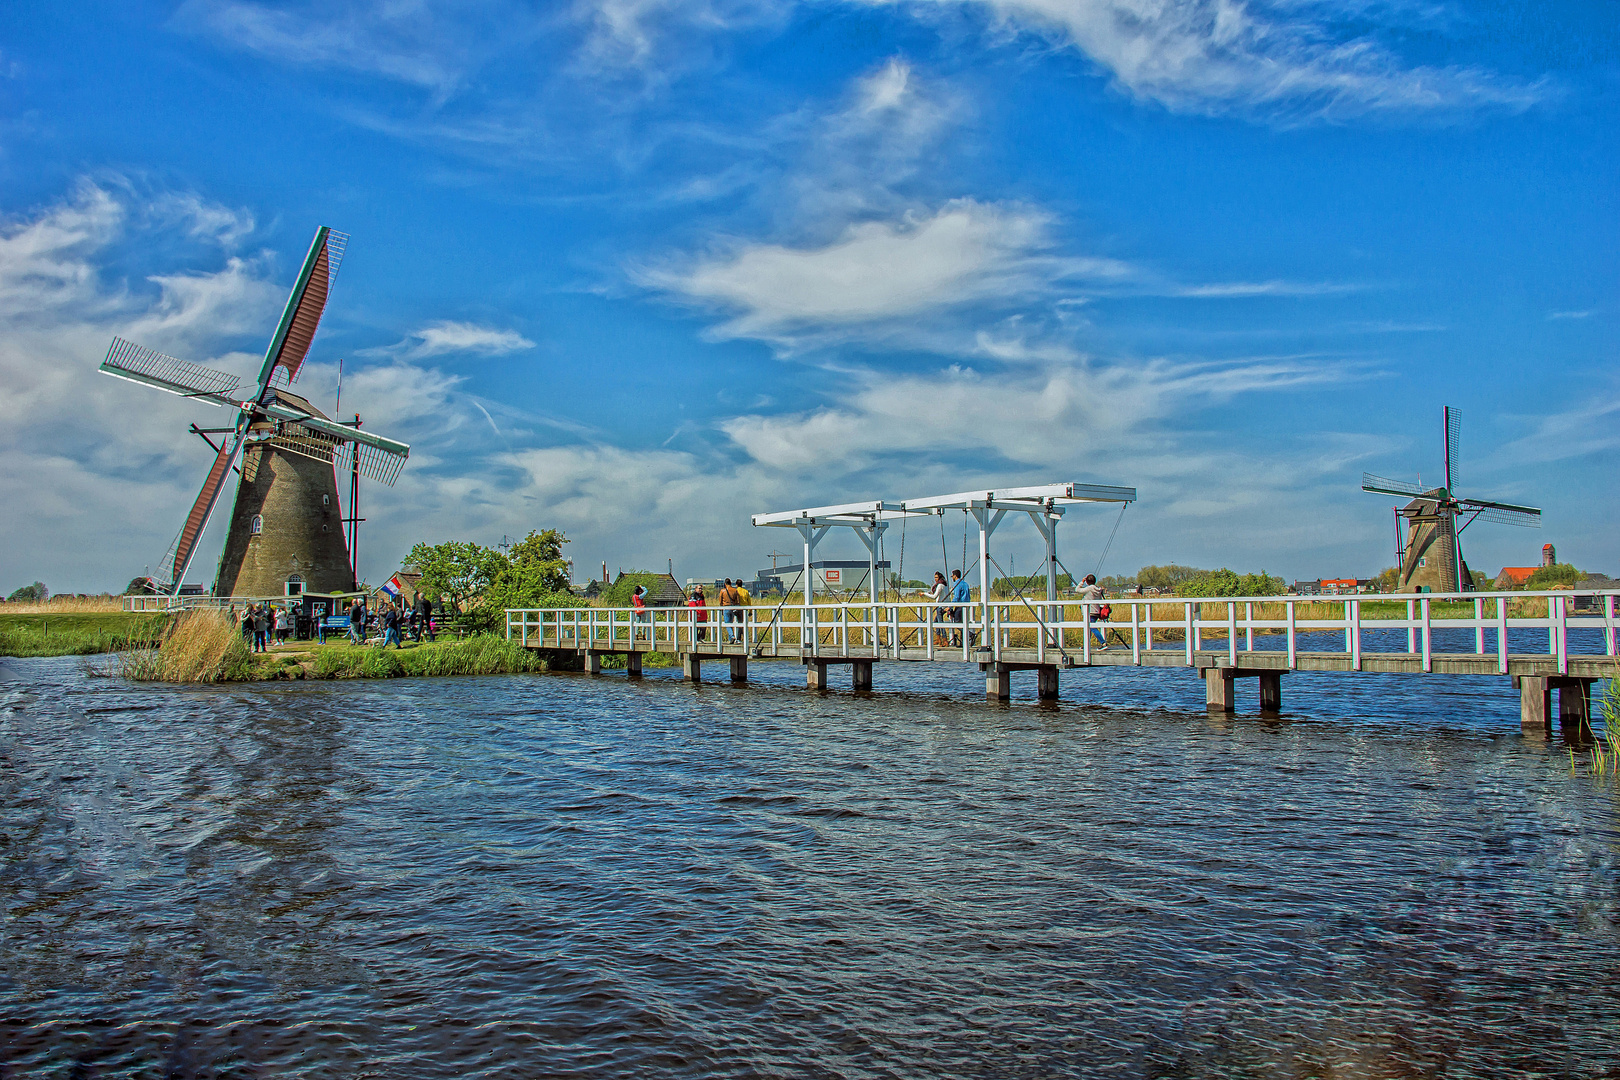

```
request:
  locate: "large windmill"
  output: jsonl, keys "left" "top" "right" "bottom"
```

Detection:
{"left": 100, "top": 227, "right": 409, "bottom": 598}
{"left": 1361, "top": 406, "right": 1539, "bottom": 593}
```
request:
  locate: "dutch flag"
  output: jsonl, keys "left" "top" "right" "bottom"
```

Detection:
{"left": 380, "top": 574, "right": 403, "bottom": 602}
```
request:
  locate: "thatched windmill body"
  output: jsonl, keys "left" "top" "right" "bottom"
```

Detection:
{"left": 99, "top": 227, "right": 409, "bottom": 598}
{"left": 1362, "top": 406, "right": 1539, "bottom": 593}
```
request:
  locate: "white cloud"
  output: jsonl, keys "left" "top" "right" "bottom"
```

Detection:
{"left": 176, "top": 0, "right": 472, "bottom": 92}
{"left": 869, "top": 0, "right": 1552, "bottom": 119}
{"left": 719, "top": 353, "right": 1354, "bottom": 470}
{"left": 1547, "top": 309, "right": 1593, "bottom": 320}
{"left": 373, "top": 320, "right": 538, "bottom": 361}
{"left": 647, "top": 199, "right": 1129, "bottom": 346}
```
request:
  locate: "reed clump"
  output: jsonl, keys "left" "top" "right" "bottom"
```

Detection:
{"left": 310, "top": 634, "right": 551, "bottom": 679}
{"left": 1577, "top": 676, "right": 1620, "bottom": 776}
{"left": 119, "top": 609, "right": 253, "bottom": 683}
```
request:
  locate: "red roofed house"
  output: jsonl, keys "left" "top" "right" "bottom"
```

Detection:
{"left": 1495, "top": 566, "right": 1536, "bottom": 588}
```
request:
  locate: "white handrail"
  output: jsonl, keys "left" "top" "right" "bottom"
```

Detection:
{"left": 504, "top": 589, "right": 1620, "bottom": 672}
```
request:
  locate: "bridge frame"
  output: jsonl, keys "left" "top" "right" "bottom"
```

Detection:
{"left": 511, "top": 589, "right": 1619, "bottom": 734}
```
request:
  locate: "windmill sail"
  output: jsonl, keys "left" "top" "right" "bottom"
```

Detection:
{"left": 100, "top": 338, "right": 241, "bottom": 405}
{"left": 1361, "top": 472, "right": 1429, "bottom": 498}
{"left": 258, "top": 227, "right": 349, "bottom": 389}
{"left": 1460, "top": 497, "right": 1540, "bottom": 528}
{"left": 169, "top": 436, "right": 242, "bottom": 586}
{"left": 260, "top": 404, "right": 409, "bottom": 485}
{"left": 1444, "top": 406, "right": 1462, "bottom": 492}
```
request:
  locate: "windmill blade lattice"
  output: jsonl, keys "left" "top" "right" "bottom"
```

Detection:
{"left": 1444, "top": 406, "right": 1462, "bottom": 492}
{"left": 100, "top": 338, "right": 242, "bottom": 404}
{"left": 1361, "top": 472, "right": 1428, "bottom": 497}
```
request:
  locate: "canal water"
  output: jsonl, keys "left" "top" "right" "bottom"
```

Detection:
{"left": 2, "top": 655, "right": 1617, "bottom": 1078}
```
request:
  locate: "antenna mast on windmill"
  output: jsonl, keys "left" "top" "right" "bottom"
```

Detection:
{"left": 1361, "top": 405, "right": 1540, "bottom": 593}
{"left": 98, "top": 227, "right": 410, "bottom": 598}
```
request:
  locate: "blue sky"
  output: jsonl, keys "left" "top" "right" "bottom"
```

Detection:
{"left": 1, "top": 0, "right": 1615, "bottom": 592}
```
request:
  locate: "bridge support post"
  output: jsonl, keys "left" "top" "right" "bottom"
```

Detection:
{"left": 985, "top": 663, "right": 1012, "bottom": 702}
{"left": 806, "top": 661, "right": 829, "bottom": 690}
{"left": 682, "top": 655, "right": 702, "bottom": 683}
{"left": 730, "top": 655, "right": 749, "bottom": 683}
{"left": 1037, "top": 665, "right": 1059, "bottom": 701}
{"left": 852, "top": 660, "right": 873, "bottom": 691}
{"left": 584, "top": 651, "right": 603, "bottom": 675}
{"left": 1518, "top": 675, "right": 1551, "bottom": 737}
{"left": 1558, "top": 678, "right": 1593, "bottom": 741}
{"left": 626, "top": 652, "right": 642, "bottom": 677}
{"left": 1205, "top": 667, "right": 1235, "bottom": 713}
{"left": 1259, "top": 671, "right": 1282, "bottom": 713}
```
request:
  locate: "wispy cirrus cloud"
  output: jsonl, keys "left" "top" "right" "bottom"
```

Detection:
{"left": 368, "top": 320, "right": 538, "bottom": 362}
{"left": 869, "top": 0, "right": 1554, "bottom": 120}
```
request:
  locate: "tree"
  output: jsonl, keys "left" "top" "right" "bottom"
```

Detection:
{"left": 1524, "top": 562, "right": 1581, "bottom": 590}
{"left": 406, "top": 541, "right": 509, "bottom": 614}
{"left": 124, "top": 576, "right": 158, "bottom": 595}
{"left": 6, "top": 582, "right": 48, "bottom": 602}
{"left": 479, "top": 530, "right": 575, "bottom": 628}
{"left": 1174, "top": 569, "right": 1286, "bottom": 597}
{"left": 1371, "top": 567, "right": 1400, "bottom": 593}
{"left": 1137, "top": 564, "right": 1207, "bottom": 590}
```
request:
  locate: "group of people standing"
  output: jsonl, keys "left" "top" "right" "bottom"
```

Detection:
{"left": 344, "top": 594, "right": 436, "bottom": 648}
{"left": 236, "top": 603, "right": 291, "bottom": 652}
{"left": 916, "top": 570, "right": 1112, "bottom": 648}
{"left": 684, "top": 578, "right": 753, "bottom": 643}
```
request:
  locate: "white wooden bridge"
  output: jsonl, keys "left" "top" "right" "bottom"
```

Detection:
{"left": 508, "top": 590, "right": 1620, "bottom": 738}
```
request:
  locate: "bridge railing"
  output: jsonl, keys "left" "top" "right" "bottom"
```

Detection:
{"left": 508, "top": 589, "right": 1620, "bottom": 674}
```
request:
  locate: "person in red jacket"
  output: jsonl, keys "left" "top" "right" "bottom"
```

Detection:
{"left": 687, "top": 586, "right": 708, "bottom": 643}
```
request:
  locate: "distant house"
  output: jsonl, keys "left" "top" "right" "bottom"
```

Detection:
{"left": 616, "top": 571, "right": 686, "bottom": 607}
{"left": 1293, "top": 580, "right": 1322, "bottom": 596}
{"left": 1495, "top": 566, "right": 1537, "bottom": 589}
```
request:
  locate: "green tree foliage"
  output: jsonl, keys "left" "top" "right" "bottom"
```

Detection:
{"left": 406, "top": 541, "right": 511, "bottom": 613}
{"left": 480, "top": 530, "right": 576, "bottom": 627}
{"left": 1372, "top": 567, "right": 1400, "bottom": 593}
{"left": 1524, "top": 562, "right": 1581, "bottom": 589}
{"left": 124, "top": 576, "right": 157, "bottom": 596}
{"left": 6, "top": 582, "right": 48, "bottom": 602}
{"left": 1174, "top": 569, "right": 1287, "bottom": 597}
{"left": 992, "top": 573, "right": 1073, "bottom": 595}
{"left": 1136, "top": 564, "right": 1207, "bottom": 590}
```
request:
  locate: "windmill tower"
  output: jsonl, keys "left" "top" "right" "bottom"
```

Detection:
{"left": 99, "top": 227, "right": 409, "bottom": 598}
{"left": 1361, "top": 406, "right": 1540, "bottom": 593}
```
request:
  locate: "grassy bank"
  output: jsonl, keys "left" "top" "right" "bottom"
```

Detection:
{"left": 114, "top": 610, "right": 573, "bottom": 683}
{"left": 1, "top": 611, "right": 169, "bottom": 657}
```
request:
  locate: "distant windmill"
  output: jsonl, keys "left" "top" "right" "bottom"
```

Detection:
{"left": 1361, "top": 406, "right": 1539, "bottom": 593}
{"left": 99, "top": 227, "right": 410, "bottom": 598}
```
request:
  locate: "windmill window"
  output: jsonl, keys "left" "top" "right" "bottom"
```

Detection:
{"left": 322, "top": 493, "right": 330, "bottom": 506}
{"left": 285, "top": 574, "right": 303, "bottom": 597}
{"left": 1418, "top": 557, "right": 1426, "bottom": 567}
{"left": 251, "top": 514, "right": 263, "bottom": 535}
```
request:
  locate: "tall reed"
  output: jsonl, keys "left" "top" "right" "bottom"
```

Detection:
{"left": 119, "top": 608, "right": 253, "bottom": 683}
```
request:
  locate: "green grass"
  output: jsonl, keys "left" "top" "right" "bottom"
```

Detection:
{"left": 299, "top": 634, "right": 554, "bottom": 679}
{"left": 0, "top": 612, "right": 170, "bottom": 657}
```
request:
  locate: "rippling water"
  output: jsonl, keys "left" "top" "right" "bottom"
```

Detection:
{"left": 2, "top": 654, "right": 1617, "bottom": 1078}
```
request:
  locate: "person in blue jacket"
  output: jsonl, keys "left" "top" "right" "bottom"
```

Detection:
{"left": 949, "top": 569, "right": 975, "bottom": 648}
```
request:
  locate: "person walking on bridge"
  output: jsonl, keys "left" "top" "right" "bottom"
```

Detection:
{"left": 733, "top": 576, "right": 751, "bottom": 644}
{"left": 688, "top": 586, "right": 709, "bottom": 643}
{"left": 1079, "top": 574, "right": 1109, "bottom": 649}
{"left": 927, "top": 572, "right": 949, "bottom": 647}
{"left": 716, "top": 579, "right": 739, "bottom": 643}
{"left": 949, "top": 569, "right": 975, "bottom": 648}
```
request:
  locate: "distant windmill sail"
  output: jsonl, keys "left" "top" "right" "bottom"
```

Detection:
{"left": 260, "top": 227, "right": 349, "bottom": 388}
